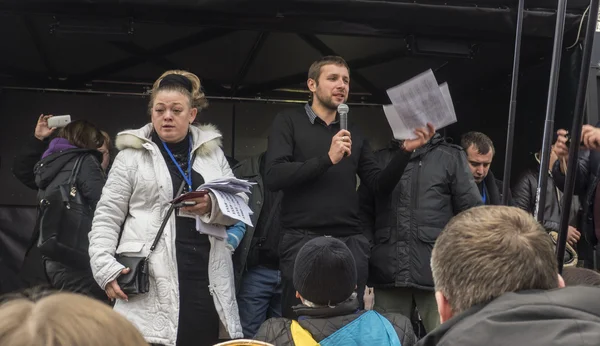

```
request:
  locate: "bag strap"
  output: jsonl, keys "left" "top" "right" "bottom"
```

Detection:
{"left": 147, "top": 178, "right": 187, "bottom": 255}
{"left": 146, "top": 150, "right": 198, "bottom": 257}
{"left": 68, "top": 154, "right": 86, "bottom": 187}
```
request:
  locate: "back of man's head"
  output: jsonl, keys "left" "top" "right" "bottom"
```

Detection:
{"left": 432, "top": 206, "right": 560, "bottom": 318}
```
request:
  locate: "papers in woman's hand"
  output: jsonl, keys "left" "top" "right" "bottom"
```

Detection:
{"left": 383, "top": 69, "right": 457, "bottom": 140}
{"left": 193, "top": 177, "right": 256, "bottom": 238}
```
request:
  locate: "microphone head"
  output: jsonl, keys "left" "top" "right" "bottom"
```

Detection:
{"left": 337, "top": 103, "right": 349, "bottom": 115}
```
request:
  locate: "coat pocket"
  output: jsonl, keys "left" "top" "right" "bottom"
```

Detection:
{"left": 416, "top": 226, "right": 442, "bottom": 244}
{"left": 374, "top": 227, "right": 391, "bottom": 244}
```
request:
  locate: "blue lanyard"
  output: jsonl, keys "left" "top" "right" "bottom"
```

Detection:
{"left": 161, "top": 136, "right": 193, "bottom": 192}
{"left": 482, "top": 181, "right": 487, "bottom": 204}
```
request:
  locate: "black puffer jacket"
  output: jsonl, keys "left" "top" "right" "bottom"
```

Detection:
{"left": 254, "top": 297, "right": 416, "bottom": 346}
{"left": 417, "top": 286, "right": 600, "bottom": 346}
{"left": 35, "top": 148, "right": 106, "bottom": 261}
{"left": 359, "top": 135, "right": 482, "bottom": 290}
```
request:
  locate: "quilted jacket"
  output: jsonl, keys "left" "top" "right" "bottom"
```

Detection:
{"left": 254, "top": 297, "right": 416, "bottom": 346}
{"left": 88, "top": 123, "right": 245, "bottom": 345}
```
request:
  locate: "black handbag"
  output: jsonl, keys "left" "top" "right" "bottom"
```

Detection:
{"left": 37, "top": 154, "right": 92, "bottom": 269}
{"left": 115, "top": 179, "right": 187, "bottom": 296}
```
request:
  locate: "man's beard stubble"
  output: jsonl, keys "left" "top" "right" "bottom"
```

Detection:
{"left": 315, "top": 90, "right": 342, "bottom": 111}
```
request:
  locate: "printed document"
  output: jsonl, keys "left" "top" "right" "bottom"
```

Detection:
{"left": 175, "top": 177, "right": 255, "bottom": 238}
{"left": 383, "top": 69, "right": 457, "bottom": 140}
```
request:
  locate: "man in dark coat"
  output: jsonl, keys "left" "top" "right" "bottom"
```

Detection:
{"left": 460, "top": 131, "right": 510, "bottom": 205}
{"left": 359, "top": 135, "right": 481, "bottom": 333}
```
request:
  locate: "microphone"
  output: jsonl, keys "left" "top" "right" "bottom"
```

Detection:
{"left": 338, "top": 103, "right": 349, "bottom": 130}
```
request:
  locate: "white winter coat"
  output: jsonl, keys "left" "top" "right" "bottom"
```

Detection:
{"left": 88, "top": 123, "right": 244, "bottom": 346}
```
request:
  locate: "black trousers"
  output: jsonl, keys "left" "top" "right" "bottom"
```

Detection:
{"left": 278, "top": 229, "right": 370, "bottom": 318}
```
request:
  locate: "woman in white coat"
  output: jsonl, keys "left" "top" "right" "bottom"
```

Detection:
{"left": 88, "top": 70, "right": 244, "bottom": 346}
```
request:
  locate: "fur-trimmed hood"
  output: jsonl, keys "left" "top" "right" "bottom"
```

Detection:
{"left": 115, "top": 123, "right": 223, "bottom": 157}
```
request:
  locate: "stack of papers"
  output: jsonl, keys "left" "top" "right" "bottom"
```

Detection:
{"left": 193, "top": 177, "right": 256, "bottom": 239}
{"left": 383, "top": 69, "right": 457, "bottom": 140}
{"left": 199, "top": 177, "right": 255, "bottom": 195}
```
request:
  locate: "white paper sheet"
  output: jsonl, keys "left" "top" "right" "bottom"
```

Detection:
{"left": 195, "top": 221, "right": 227, "bottom": 240}
{"left": 383, "top": 69, "right": 457, "bottom": 140}
{"left": 206, "top": 188, "right": 254, "bottom": 227}
{"left": 177, "top": 177, "right": 255, "bottom": 235}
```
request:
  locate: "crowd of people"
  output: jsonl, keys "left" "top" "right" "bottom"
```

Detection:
{"left": 3, "top": 54, "right": 600, "bottom": 345}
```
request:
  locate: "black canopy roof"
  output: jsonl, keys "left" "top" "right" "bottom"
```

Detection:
{"left": 0, "top": 0, "right": 590, "bottom": 103}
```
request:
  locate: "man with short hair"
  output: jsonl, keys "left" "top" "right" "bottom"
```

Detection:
{"left": 418, "top": 206, "right": 600, "bottom": 346}
{"left": 265, "top": 55, "right": 434, "bottom": 317}
{"left": 460, "top": 131, "right": 508, "bottom": 205}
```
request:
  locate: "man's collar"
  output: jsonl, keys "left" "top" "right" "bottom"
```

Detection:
{"left": 305, "top": 103, "right": 339, "bottom": 125}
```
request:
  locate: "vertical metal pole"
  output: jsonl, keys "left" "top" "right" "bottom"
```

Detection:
{"left": 557, "top": 0, "right": 599, "bottom": 273}
{"left": 502, "top": 0, "right": 525, "bottom": 205}
{"left": 231, "top": 103, "right": 236, "bottom": 159}
{"left": 535, "top": 0, "right": 569, "bottom": 224}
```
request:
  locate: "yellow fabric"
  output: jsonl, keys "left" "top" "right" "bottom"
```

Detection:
{"left": 290, "top": 320, "right": 320, "bottom": 346}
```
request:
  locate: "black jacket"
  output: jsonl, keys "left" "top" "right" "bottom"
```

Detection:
{"left": 35, "top": 149, "right": 106, "bottom": 258}
{"left": 417, "top": 286, "right": 600, "bottom": 346}
{"left": 232, "top": 153, "right": 282, "bottom": 290}
{"left": 13, "top": 135, "right": 50, "bottom": 190}
{"left": 513, "top": 156, "right": 567, "bottom": 232}
{"left": 359, "top": 136, "right": 482, "bottom": 290}
{"left": 254, "top": 297, "right": 416, "bottom": 346}
{"left": 479, "top": 170, "right": 509, "bottom": 206}
{"left": 553, "top": 145, "right": 600, "bottom": 245}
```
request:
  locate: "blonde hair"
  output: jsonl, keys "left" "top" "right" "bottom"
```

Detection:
{"left": 149, "top": 69, "right": 209, "bottom": 114}
{"left": 0, "top": 292, "right": 148, "bottom": 346}
{"left": 431, "top": 206, "right": 559, "bottom": 314}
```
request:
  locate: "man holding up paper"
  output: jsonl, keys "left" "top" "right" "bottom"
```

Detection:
{"left": 265, "top": 55, "right": 435, "bottom": 318}
{"left": 358, "top": 135, "right": 482, "bottom": 333}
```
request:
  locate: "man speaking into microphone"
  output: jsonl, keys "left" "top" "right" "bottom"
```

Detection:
{"left": 265, "top": 55, "right": 434, "bottom": 317}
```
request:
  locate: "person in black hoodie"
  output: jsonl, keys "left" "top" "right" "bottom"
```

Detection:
{"left": 34, "top": 120, "right": 107, "bottom": 300}
{"left": 460, "top": 131, "right": 510, "bottom": 205}
{"left": 417, "top": 205, "right": 600, "bottom": 346}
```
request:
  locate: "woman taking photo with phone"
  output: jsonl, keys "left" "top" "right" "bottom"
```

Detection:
{"left": 34, "top": 120, "right": 107, "bottom": 300}
{"left": 88, "top": 70, "right": 244, "bottom": 346}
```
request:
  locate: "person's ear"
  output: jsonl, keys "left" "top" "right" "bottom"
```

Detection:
{"left": 435, "top": 291, "right": 454, "bottom": 324}
{"left": 307, "top": 78, "right": 317, "bottom": 93}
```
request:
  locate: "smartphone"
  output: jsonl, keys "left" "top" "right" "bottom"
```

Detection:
{"left": 174, "top": 201, "right": 197, "bottom": 208}
{"left": 171, "top": 190, "right": 208, "bottom": 204}
{"left": 47, "top": 115, "right": 71, "bottom": 128}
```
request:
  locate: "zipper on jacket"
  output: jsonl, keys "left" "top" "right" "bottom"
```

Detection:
{"left": 411, "top": 161, "right": 422, "bottom": 209}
